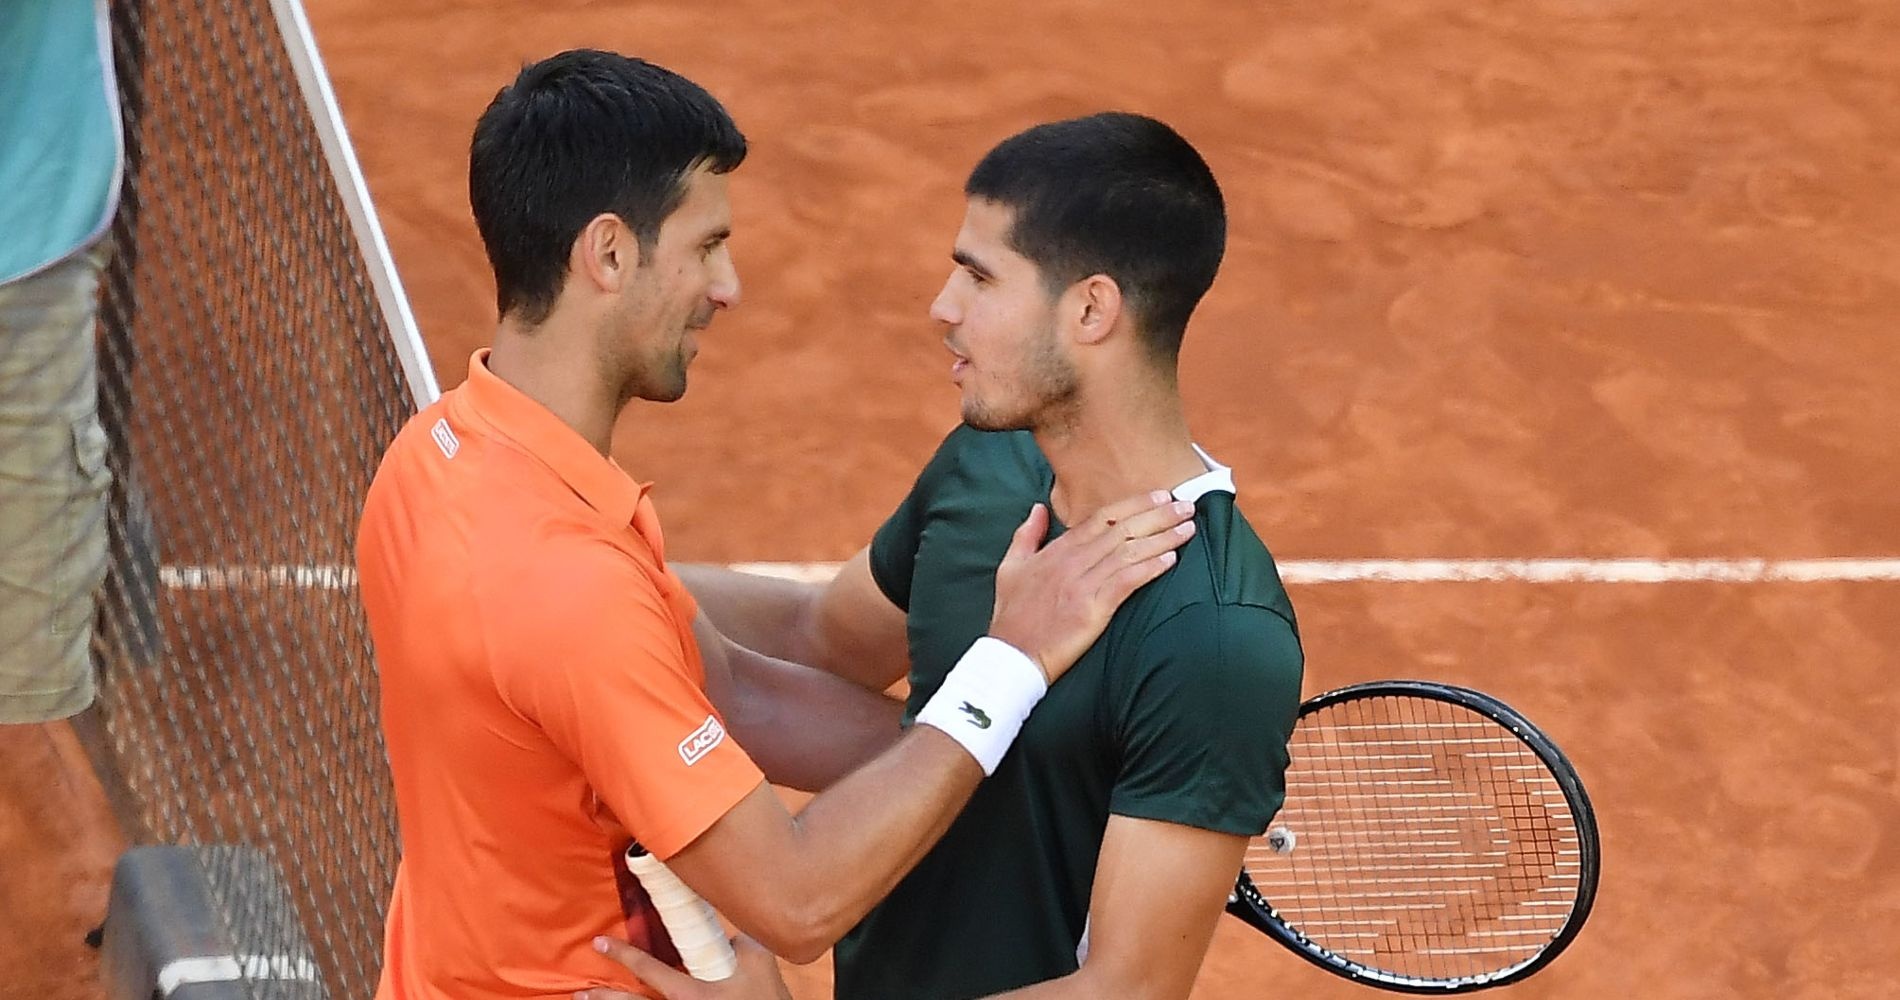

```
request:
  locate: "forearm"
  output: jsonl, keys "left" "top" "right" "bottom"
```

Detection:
{"left": 674, "top": 562, "right": 824, "bottom": 665}
{"left": 970, "top": 951, "right": 1201, "bottom": 1000}
{"left": 679, "top": 726, "right": 982, "bottom": 963}
{"left": 673, "top": 496, "right": 1201, "bottom": 964}
{"left": 979, "top": 969, "right": 1118, "bottom": 999}
{"left": 784, "top": 724, "right": 982, "bottom": 922}
{"left": 984, "top": 817, "right": 1246, "bottom": 1000}
{"left": 716, "top": 635, "right": 902, "bottom": 792}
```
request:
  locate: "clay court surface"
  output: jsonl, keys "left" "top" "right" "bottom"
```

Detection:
{"left": 6, "top": 1, "right": 1900, "bottom": 998}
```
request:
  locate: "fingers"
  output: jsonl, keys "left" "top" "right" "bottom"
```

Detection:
{"left": 731, "top": 935, "right": 795, "bottom": 1000}
{"left": 1000, "top": 503, "right": 1050, "bottom": 566}
{"left": 982, "top": 489, "right": 1200, "bottom": 685}
{"left": 1113, "top": 517, "right": 1194, "bottom": 571}
{"left": 1069, "top": 489, "right": 1175, "bottom": 543}
{"left": 1049, "top": 496, "right": 1194, "bottom": 584}
{"left": 588, "top": 936, "right": 698, "bottom": 999}
{"left": 583, "top": 934, "right": 788, "bottom": 1000}
{"left": 1073, "top": 498, "right": 1196, "bottom": 604}
{"left": 1098, "top": 497, "right": 1196, "bottom": 547}
{"left": 1096, "top": 541, "right": 1183, "bottom": 605}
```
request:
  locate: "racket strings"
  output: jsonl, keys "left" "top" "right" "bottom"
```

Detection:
{"left": 1244, "top": 695, "right": 1583, "bottom": 983}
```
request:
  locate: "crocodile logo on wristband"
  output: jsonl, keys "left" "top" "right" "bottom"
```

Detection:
{"left": 958, "top": 701, "right": 993, "bottom": 729}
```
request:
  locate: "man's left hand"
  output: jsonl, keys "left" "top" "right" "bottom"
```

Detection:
{"left": 575, "top": 933, "right": 792, "bottom": 1000}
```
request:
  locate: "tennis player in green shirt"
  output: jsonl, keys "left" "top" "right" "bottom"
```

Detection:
{"left": 588, "top": 111, "right": 1306, "bottom": 1000}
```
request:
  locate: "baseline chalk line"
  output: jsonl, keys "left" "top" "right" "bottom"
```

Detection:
{"left": 158, "top": 558, "right": 1900, "bottom": 591}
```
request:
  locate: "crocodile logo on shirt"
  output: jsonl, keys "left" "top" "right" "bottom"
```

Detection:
{"left": 958, "top": 701, "right": 992, "bottom": 729}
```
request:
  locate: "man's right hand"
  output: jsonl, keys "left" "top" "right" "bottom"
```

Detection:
{"left": 987, "top": 490, "right": 1196, "bottom": 685}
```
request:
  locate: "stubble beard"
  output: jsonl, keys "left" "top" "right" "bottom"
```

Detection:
{"left": 609, "top": 314, "right": 699, "bottom": 407}
{"left": 961, "top": 320, "right": 1079, "bottom": 433}
{"left": 632, "top": 345, "right": 689, "bottom": 404}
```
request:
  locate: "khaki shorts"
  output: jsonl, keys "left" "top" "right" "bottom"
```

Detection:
{"left": 0, "top": 245, "right": 112, "bottom": 722}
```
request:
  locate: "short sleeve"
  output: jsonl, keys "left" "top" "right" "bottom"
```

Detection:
{"left": 1109, "top": 603, "right": 1304, "bottom": 836}
{"left": 487, "top": 543, "right": 764, "bottom": 860}
{"left": 868, "top": 426, "right": 965, "bottom": 611}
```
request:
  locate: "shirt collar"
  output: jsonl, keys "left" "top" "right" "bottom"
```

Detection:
{"left": 459, "top": 348, "right": 647, "bottom": 527}
{"left": 1172, "top": 443, "right": 1236, "bottom": 503}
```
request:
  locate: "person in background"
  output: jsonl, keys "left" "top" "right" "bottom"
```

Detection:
{"left": 0, "top": 0, "right": 123, "bottom": 724}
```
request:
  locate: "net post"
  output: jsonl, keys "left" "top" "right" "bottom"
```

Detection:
{"left": 101, "top": 845, "right": 329, "bottom": 999}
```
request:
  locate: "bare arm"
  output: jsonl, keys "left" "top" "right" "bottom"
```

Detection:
{"left": 676, "top": 548, "right": 910, "bottom": 691}
{"left": 667, "top": 730, "right": 980, "bottom": 963}
{"left": 570, "top": 734, "right": 994, "bottom": 995}
{"left": 694, "top": 613, "right": 902, "bottom": 793}
{"left": 616, "top": 494, "right": 1198, "bottom": 967}
{"left": 670, "top": 563, "right": 821, "bottom": 664}
{"left": 981, "top": 815, "right": 1247, "bottom": 1000}
{"left": 583, "top": 812, "right": 1246, "bottom": 1000}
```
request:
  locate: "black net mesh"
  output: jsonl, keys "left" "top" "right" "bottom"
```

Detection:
{"left": 91, "top": 1, "right": 417, "bottom": 995}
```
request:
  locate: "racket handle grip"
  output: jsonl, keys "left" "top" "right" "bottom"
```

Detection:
{"left": 624, "top": 844, "right": 739, "bottom": 981}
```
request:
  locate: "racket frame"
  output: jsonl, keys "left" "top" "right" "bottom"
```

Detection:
{"left": 1226, "top": 679, "right": 1600, "bottom": 994}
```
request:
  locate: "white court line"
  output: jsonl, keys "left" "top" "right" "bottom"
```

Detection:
{"left": 733, "top": 559, "right": 1900, "bottom": 583}
{"left": 158, "top": 953, "right": 320, "bottom": 994}
{"left": 161, "top": 565, "right": 358, "bottom": 590}
{"left": 1274, "top": 558, "right": 1900, "bottom": 584}
{"left": 157, "top": 558, "right": 1900, "bottom": 590}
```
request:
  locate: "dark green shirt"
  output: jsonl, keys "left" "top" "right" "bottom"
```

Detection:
{"left": 833, "top": 426, "right": 1304, "bottom": 1000}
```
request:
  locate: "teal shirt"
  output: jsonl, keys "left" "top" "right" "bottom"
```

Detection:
{"left": 0, "top": 0, "right": 121, "bottom": 284}
{"left": 834, "top": 426, "right": 1305, "bottom": 1000}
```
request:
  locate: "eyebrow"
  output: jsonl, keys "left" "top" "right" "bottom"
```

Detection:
{"left": 951, "top": 249, "right": 994, "bottom": 281}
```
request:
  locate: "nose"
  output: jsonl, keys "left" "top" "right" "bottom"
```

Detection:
{"left": 928, "top": 278, "right": 958, "bottom": 326}
{"left": 709, "top": 249, "right": 741, "bottom": 310}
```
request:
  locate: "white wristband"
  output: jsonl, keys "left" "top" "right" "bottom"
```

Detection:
{"left": 915, "top": 636, "right": 1048, "bottom": 775}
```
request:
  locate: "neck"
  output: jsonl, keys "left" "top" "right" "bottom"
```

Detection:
{"left": 486, "top": 317, "right": 621, "bottom": 456}
{"left": 1037, "top": 368, "right": 1205, "bottom": 526}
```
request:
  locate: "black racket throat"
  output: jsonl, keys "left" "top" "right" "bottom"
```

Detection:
{"left": 1232, "top": 680, "right": 1600, "bottom": 994}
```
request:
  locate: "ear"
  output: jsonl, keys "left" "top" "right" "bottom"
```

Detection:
{"left": 570, "top": 213, "right": 641, "bottom": 294}
{"left": 1069, "top": 274, "right": 1123, "bottom": 347}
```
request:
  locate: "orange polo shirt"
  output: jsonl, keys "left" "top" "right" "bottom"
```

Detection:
{"left": 357, "top": 349, "right": 763, "bottom": 999}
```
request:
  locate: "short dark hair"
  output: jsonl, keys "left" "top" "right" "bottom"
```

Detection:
{"left": 966, "top": 112, "right": 1225, "bottom": 360}
{"left": 469, "top": 50, "right": 747, "bottom": 325}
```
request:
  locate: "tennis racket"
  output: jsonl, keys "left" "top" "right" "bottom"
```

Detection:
{"left": 623, "top": 843, "right": 739, "bottom": 981}
{"left": 1228, "top": 680, "right": 1599, "bottom": 993}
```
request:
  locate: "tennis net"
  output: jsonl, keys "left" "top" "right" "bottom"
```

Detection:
{"left": 89, "top": 0, "right": 432, "bottom": 995}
